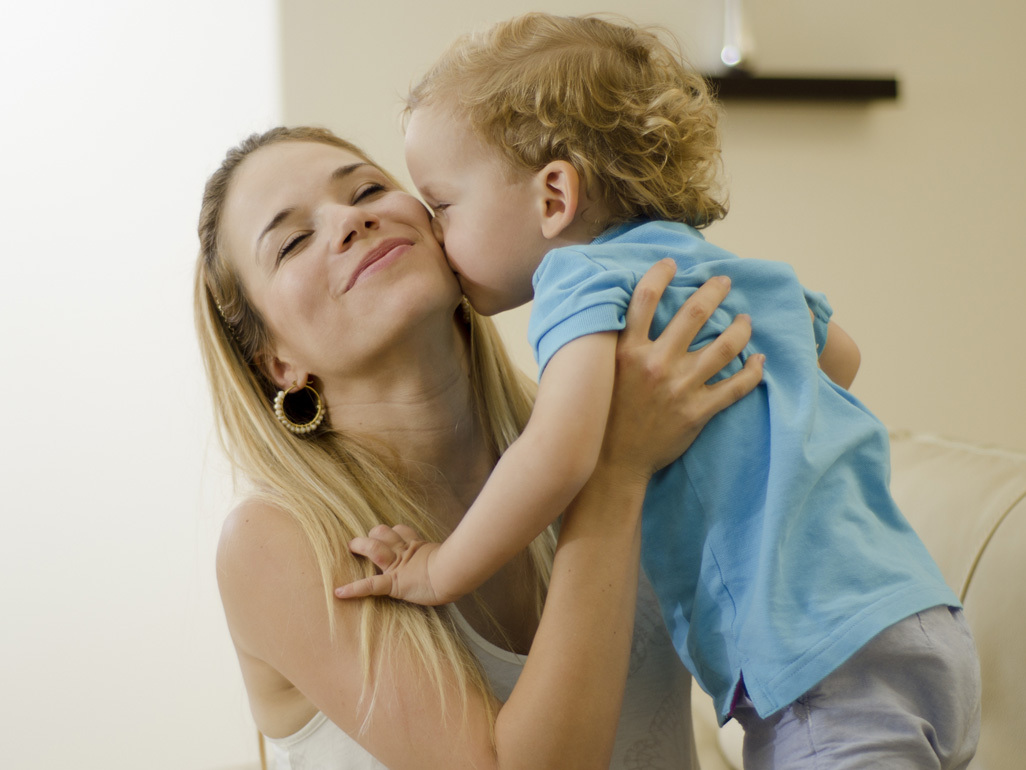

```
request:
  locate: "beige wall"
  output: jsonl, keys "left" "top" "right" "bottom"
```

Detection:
{"left": 281, "top": 0, "right": 1026, "bottom": 452}
{"left": 2, "top": 2, "right": 279, "bottom": 767}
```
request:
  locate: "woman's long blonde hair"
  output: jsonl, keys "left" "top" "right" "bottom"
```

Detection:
{"left": 194, "top": 126, "right": 550, "bottom": 729}
{"left": 407, "top": 12, "right": 728, "bottom": 229}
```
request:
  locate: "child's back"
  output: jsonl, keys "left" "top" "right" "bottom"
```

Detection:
{"left": 532, "top": 218, "right": 959, "bottom": 722}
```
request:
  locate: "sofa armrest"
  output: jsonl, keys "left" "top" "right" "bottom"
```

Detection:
{"left": 692, "top": 432, "right": 1026, "bottom": 770}
{"left": 888, "top": 432, "right": 1026, "bottom": 770}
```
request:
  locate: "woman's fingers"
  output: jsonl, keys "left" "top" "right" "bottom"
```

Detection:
{"left": 691, "top": 312, "right": 752, "bottom": 379}
{"left": 704, "top": 352, "right": 765, "bottom": 412}
{"left": 655, "top": 275, "right": 732, "bottom": 353}
{"left": 622, "top": 259, "right": 677, "bottom": 343}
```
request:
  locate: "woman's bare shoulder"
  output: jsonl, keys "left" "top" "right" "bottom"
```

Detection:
{"left": 215, "top": 498, "right": 359, "bottom": 737}
{"left": 218, "top": 496, "right": 298, "bottom": 561}
{"left": 215, "top": 498, "right": 335, "bottom": 648}
{"left": 217, "top": 497, "right": 310, "bottom": 588}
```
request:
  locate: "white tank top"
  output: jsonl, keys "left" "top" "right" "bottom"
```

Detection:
{"left": 266, "top": 575, "right": 696, "bottom": 768}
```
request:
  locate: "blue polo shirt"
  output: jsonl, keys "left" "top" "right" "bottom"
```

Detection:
{"left": 529, "top": 220, "right": 958, "bottom": 723}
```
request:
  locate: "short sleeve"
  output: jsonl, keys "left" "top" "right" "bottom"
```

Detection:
{"left": 803, "top": 287, "right": 834, "bottom": 355}
{"left": 528, "top": 249, "right": 637, "bottom": 374}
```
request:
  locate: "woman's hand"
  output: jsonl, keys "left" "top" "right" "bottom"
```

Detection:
{"left": 601, "top": 260, "right": 764, "bottom": 482}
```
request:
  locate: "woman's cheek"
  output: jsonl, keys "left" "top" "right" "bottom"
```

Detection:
{"left": 430, "top": 216, "right": 445, "bottom": 244}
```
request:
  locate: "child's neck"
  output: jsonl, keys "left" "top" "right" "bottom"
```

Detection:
{"left": 549, "top": 196, "right": 613, "bottom": 249}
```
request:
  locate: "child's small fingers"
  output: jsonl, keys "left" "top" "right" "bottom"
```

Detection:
{"left": 335, "top": 575, "right": 394, "bottom": 599}
{"left": 392, "top": 524, "right": 420, "bottom": 542}
{"left": 348, "top": 536, "right": 400, "bottom": 571}
{"left": 367, "top": 524, "right": 404, "bottom": 545}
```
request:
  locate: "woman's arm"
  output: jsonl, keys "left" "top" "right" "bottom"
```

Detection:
{"left": 500, "top": 269, "right": 764, "bottom": 767}
{"left": 219, "top": 266, "right": 763, "bottom": 769}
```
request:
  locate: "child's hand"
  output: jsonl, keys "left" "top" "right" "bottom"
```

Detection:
{"left": 334, "top": 524, "right": 449, "bottom": 606}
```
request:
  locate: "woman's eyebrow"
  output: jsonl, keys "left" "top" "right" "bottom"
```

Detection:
{"left": 330, "top": 162, "right": 369, "bottom": 184}
{"left": 256, "top": 207, "right": 296, "bottom": 251}
{"left": 255, "top": 162, "right": 370, "bottom": 251}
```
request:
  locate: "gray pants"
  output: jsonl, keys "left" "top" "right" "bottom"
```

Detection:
{"left": 731, "top": 606, "right": 981, "bottom": 769}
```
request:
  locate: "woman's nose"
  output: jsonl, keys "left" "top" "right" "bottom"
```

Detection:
{"left": 326, "top": 204, "right": 379, "bottom": 253}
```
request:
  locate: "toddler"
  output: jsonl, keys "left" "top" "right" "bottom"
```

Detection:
{"left": 338, "top": 13, "right": 979, "bottom": 768}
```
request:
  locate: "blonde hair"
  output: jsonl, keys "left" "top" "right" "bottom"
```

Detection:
{"left": 407, "top": 12, "right": 728, "bottom": 228}
{"left": 194, "top": 126, "right": 550, "bottom": 729}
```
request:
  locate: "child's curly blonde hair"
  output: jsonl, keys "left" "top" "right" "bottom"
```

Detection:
{"left": 407, "top": 12, "right": 728, "bottom": 229}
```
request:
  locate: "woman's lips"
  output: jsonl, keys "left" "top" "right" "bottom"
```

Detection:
{"left": 344, "top": 239, "right": 412, "bottom": 292}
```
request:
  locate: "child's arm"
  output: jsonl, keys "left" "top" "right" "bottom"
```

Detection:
{"left": 818, "top": 319, "right": 861, "bottom": 389}
{"left": 337, "top": 331, "right": 619, "bottom": 605}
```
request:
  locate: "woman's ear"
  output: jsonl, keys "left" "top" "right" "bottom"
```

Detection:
{"left": 535, "top": 161, "right": 580, "bottom": 240}
{"left": 258, "top": 350, "right": 308, "bottom": 392}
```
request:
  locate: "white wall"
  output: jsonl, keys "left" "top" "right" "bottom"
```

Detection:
{"left": 0, "top": 2, "right": 278, "bottom": 767}
{"left": 6, "top": 2, "right": 1018, "bottom": 766}
{"left": 280, "top": 0, "right": 1026, "bottom": 453}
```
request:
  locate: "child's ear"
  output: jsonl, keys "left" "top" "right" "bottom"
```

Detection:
{"left": 534, "top": 161, "right": 580, "bottom": 240}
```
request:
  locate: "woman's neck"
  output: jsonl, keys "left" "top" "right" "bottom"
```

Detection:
{"left": 322, "top": 317, "right": 544, "bottom": 651}
{"left": 321, "top": 320, "right": 494, "bottom": 528}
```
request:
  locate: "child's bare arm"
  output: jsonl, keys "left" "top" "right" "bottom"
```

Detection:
{"left": 818, "top": 319, "right": 861, "bottom": 389}
{"left": 336, "top": 331, "right": 618, "bottom": 605}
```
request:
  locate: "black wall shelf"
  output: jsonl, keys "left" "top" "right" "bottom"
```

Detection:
{"left": 705, "top": 74, "right": 899, "bottom": 102}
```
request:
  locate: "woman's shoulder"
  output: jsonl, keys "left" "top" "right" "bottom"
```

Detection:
{"left": 216, "top": 497, "right": 341, "bottom": 740}
{"left": 217, "top": 496, "right": 306, "bottom": 581}
{"left": 215, "top": 496, "right": 339, "bottom": 638}
{"left": 220, "top": 495, "right": 295, "bottom": 540}
{"left": 215, "top": 495, "right": 364, "bottom": 668}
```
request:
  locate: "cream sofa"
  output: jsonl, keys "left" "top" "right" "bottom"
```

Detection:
{"left": 692, "top": 431, "right": 1026, "bottom": 770}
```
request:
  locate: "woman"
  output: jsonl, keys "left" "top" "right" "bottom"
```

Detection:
{"left": 196, "top": 126, "right": 762, "bottom": 768}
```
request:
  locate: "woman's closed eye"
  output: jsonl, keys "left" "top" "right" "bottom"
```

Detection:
{"left": 353, "top": 182, "right": 386, "bottom": 203}
{"left": 277, "top": 232, "right": 310, "bottom": 264}
{"left": 274, "top": 182, "right": 389, "bottom": 264}
{"left": 276, "top": 185, "right": 385, "bottom": 263}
